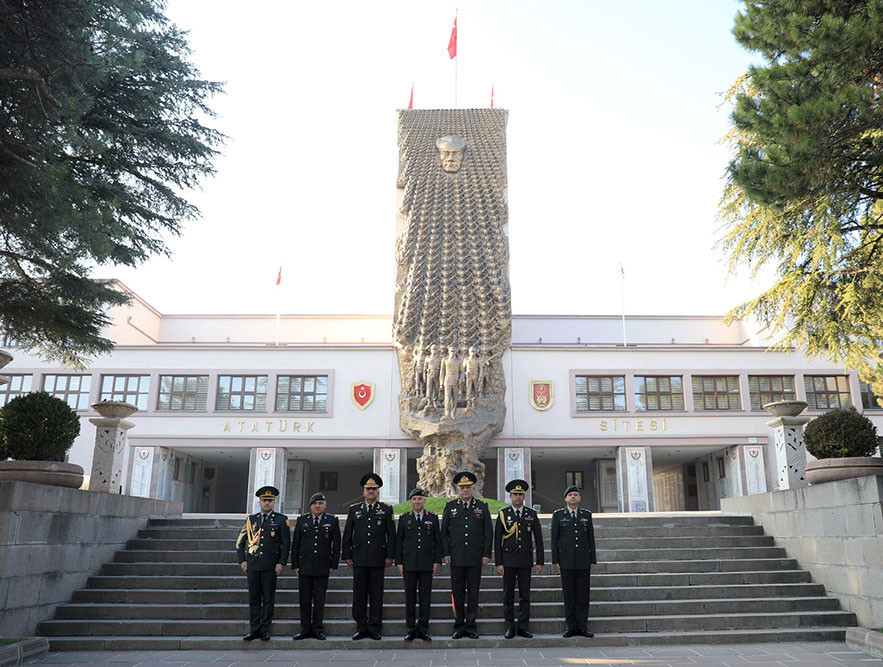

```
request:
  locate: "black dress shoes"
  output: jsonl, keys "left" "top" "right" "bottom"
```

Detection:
{"left": 418, "top": 630, "right": 432, "bottom": 641}
{"left": 580, "top": 628, "right": 594, "bottom": 638}
{"left": 352, "top": 630, "right": 369, "bottom": 640}
{"left": 404, "top": 629, "right": 419, "bottom": 641}
{"left": 465, "top": 630, "right": 479, "bottom": 639}
{"left": 242, "top": 630, "right": 260, "bottom": 641}
{"left": 563, "top": 628, "right": 578, "bottom": 638}
{"left": 259, "top": 631, "right": 271, "bottom": 641}
{"left": 292, "top": 631, "right": 311, "bottom": 640}
{"left": 451, "top": 630, "right": 465, "bottom": 639}
{"left": 504, "top": 627, "right": 516, "bottom": 639}
{"left": 314, "top": 631, "right": 326, "bottom": 640}
{"left": 517, "top": 628, "right": 533, "bottom": 638}
{"left": 368, "top": 630, "right": 382, "bottom": 640}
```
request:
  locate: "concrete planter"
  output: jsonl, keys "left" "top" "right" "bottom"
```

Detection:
{"left": 805, "top": 456, "right": 883, "bottom": 484}
{"left": 0, "top": 460, "right": 84, "bottom": 488}
{"left": 762, "top": 400, "right": 808, "bottom": 417}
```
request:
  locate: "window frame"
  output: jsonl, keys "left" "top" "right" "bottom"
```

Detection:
{"left": 691, "top": 375, "right": 742, "bottom": 411}
{"left": 634, "top": 375, "right": 685, "bottom": 412}
{"left": 565, "top": 471, "right": 584, "bottom": 489}
{"left": 275, "top": 374, "right": 329, "bottom": 413}
{"left": 859, "top": 381, "right": 883, "bottom": 410}
{"left": 748, "top": 375, "right": 797, "bottom": 411}
{"left": 99, "top": 374, "right": 151, "bottom": 411}
{"left": 0, "top": 374, "right": 33, "bottom": 407}
{"left": 574, "top": 374, "right": 627, "bottom": 412}
{"left": 215, "top": 374, "right": 268, "bottom": 412}
{"left": 42, "top": 374, "right": 93, "bottom": 411}
{"left": 157, "top": 374, "right": 210, "bottom": 411}
{"left": 804, "top": 375, "right": 851, "bottom": 410}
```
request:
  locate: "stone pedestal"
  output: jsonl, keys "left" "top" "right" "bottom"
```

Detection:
{"left": 374, "top": 447, "right": 408, "bottom": 505}
{"left": 616, "top": 446, "right": 654, "bottom": 512}
{"left": 89, "top": 401, "right": 138, "bottom": 494}
{"left": 497, "top": 447, "right": 532, "bottom": 508}
{"left": 767, "top": 416, "right": 810, "bottom": 490}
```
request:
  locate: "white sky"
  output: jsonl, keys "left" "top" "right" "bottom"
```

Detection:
{"left": 107, "top": 0, "right": 770, "bottom": 317}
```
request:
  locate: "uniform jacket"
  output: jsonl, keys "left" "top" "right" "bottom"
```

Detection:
{"left": 440, "top": 497, "right": 493, "bottom": 566}
{"left": 291, "top": 512, "right": 341, "bottom": 576}
{"left": 550, "top": 507, "right": 597, "bottom": 570}
{"left": 342, "top": 501, "right": 396, "bottom": 567}
{"left": 235, "top": 511, "right": 291, "bottom": 571}
{"left": 395, "top": 510, "right": 441, "bottom": 571}
{"left": 493, "top": 505, "right": 544, "bottom": 568}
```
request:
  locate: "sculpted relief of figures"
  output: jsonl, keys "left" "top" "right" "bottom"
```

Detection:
{"left": 393, "top": 109, "right": 511, "bottom": 496}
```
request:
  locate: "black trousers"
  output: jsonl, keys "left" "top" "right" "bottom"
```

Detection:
{"left": 352, "top": 565, "right": 386, "bottom": 633}
{"left": 246, "top": 569, "right": 277, "bottom": 633}
{"left": 298, "top": 573, "right": 329, "bottom": 634}
{"left": 403, "top": 569, "right": 433, "bottom": 631}
{"left": 451, "top": 564, "right": 482, "bottom": 632}
{"left": 560, "top": 568, "right": 591, "bottom": 632}
{"left": 502, "top": 566, "right": 531, "bottom": 629}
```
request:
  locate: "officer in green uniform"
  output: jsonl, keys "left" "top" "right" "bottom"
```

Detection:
{"left": 342, "top": 473, "right": 396, "bottom": 640}
{"left": 235, "top": 485, "right": 290, "bottom": 641}
{"left": 440, "top": 471, "right": 493, "bottom": 639}
{"left": 494, "top": 479, "right": 544, "bottom": 639}
{"left": 551, "top": 485, "right": 597, "bottom": 638}
{"left": 395, "top": 487, "right": 441, "bottom": 641}
{"left": 291, "top": 492, "right": 341, "bottom": 641}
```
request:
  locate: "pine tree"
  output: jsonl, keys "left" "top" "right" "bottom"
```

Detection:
{"left": 0, "top": 0, "right": 223, "bottom": 365}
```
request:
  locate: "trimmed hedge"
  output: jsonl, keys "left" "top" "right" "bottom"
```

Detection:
{"left": 804, "top": 408, "right": 879, "bottom": 460}
{"left": 0, "top": 391, "right": 80, "bottom": 461}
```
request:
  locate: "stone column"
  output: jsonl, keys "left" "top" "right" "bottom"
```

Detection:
{"left": 247, "top": 447, "right": 287, "bottom": 513}
{"left": 374, "top": 447, "right": 408, "bottom": 505}
{"left": 89, "top": 401, "right": 138, "bottom": 494}
{"left": 764, "top": 400, "right": 810, "bottom": 491}
{"left": 497, "top": 447, "right": 532, "bottom": 508}
{"left": 616, "top": 446, "right": 655, "bottom": 512}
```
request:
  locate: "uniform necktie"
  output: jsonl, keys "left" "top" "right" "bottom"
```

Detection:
{"left": 516, "top": 509, "right": 521, "bottom": 519}
{"left": 416, "top": 512, "right": 422, "bottom": 522}
{"left": 368, "top": 504, "right": 374, "bottom": 516}
{"left": 571, "top": 510, "right": 576, "bottom": 520}
{"left": 314, "top": 516, "right": 319, "bottom": 528}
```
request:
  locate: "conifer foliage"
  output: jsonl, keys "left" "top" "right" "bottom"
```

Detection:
{"left": 720, "top": 0, "right": 883, "bottom": 403}
{"left": 0, "top": 1, "right": 223, "bottom": 365}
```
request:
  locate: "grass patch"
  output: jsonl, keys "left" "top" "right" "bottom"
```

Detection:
{"left": 393, "top": 496, "right": 509, "bottom": 515}
{"left": 0, "top": 639, "right": 24, "bottom": 647}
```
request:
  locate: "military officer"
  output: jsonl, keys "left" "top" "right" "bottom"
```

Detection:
{"left": 440, "top": 471, "right": 493, "bottom": 639}
{"left": 291, "top": 492, "right": 341, "bottom": 641}
{"left": 395, "top": 487, "right": 441, "bottom": 641}
{"left": 342, "top": 473, "right": 396, "bottom": 640}
{"left": 235, "top": 486, "right": 291, "bottom": 641}
{"left": 551, "top": 485, "right": 597, "bottom": 638}
{"left": 494, "top": 479, "right": 544, "bottom": 639}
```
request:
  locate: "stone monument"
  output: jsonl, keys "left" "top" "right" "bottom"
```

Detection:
{"left": 393, "top": 109, "right": 511, "bottom": 495}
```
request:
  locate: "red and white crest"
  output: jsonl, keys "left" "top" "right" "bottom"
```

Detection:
{"left": 351, "top": 381, "right": 375, "bottom": 410}
{"left": 529, "top": 381, "right": 554, "bottom": 411}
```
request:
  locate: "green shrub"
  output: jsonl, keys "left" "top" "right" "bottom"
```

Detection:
{"left": 804, "top": 408, "right": 879, "bottom": 460}
{"left": 0, "top": 392, "right": 80, "bottom": 461}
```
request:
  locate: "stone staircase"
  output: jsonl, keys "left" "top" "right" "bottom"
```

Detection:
{"left": 38, "top": 514, "right": 855, "bottom": 650}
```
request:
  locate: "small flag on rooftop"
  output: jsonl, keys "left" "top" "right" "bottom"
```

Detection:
{"left": 447, "top": 15, "right": 457, "bottom": 59}
{"left": 408, "top": 83, "right": 414, "bottom": 110}
{"left": 490, "top": 82, "right": 494, "bottom": 108}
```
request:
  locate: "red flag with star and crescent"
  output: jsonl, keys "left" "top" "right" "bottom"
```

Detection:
{"left": 447, "top": 16, "right": 457, "bottom": 59}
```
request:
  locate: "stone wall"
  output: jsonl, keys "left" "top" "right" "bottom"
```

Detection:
{"left": 0, "top": 481, "right": 182, "bottom": 636}
{"left": 721, "top": 475, "right": 883, "bottom": 628}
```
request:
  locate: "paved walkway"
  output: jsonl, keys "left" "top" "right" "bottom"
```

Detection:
{"left": 30, "top": 642, "right": 880, "bottom": 666}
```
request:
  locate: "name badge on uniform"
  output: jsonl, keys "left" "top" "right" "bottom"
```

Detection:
{"left": 474, "top": 509, "right": 483, "bottom": 516}
{"left": 425, "top": 521, "right": 432, "bottom": 530}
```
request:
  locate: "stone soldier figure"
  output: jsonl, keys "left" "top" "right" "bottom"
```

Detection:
{"left": 411, "top": 346, "right": 425, "bottom": 397}
{"left": 477, "top": 346, "right": 493, "bottom": 397}
{"left": 494, "top": 479, "right": 544, "bottom": 639}
{"left": 463, "top": 346, "right": 480, "bottom": 407}
{"left": 235, "top": 485, "right": 291, "bottom": 641}
{"left": 342, "top": 473, "right": 396, "bottom": 640}
{"left": 440, "top": 471, "right": 493, "bottom": 639}
{"left": 395, "top": 487, "right": 441, "bottom": 641}
{"left": 291, "top": 492, "right": 341, "bottom": 641}
{"left": 439, "top": 346, "right": 463, "bottom": 417}
{"left": 551, "top": 485, "right": 597, "bottom": 638}
{"left": 424, "top": 344, "right": 441, "bottom": 406}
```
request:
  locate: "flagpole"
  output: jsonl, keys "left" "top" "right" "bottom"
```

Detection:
{"left": 619, "top": 262, "right": 627, "bottom": 347}
{"left": 275, "top": 263, "right": 282, "bottom": 346}
{"left": 454, "top": 9, "right": 458, "bottom": 107}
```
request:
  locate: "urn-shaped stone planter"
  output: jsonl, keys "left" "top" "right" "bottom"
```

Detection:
{"left": 805, "top": 456, "right": 883, "bottom": 484}
{"left": 0, "top": 460, "right": 85, "bottom": 488}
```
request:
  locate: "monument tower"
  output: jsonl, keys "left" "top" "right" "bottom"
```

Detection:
{"left": 393, "top": 108, "right": 511, "bottom": 495}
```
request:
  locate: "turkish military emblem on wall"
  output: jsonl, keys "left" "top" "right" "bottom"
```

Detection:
{"left": 529, "top": 381, "right": 554, "bottom": 411}
{"left": 351, "top": 381, "right": 375, "bottom": 410}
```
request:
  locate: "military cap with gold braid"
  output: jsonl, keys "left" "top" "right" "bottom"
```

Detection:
{"left": 255, "top": 485, "right": 279, "bottom": 499}
{"left": 505, "top": 479, "right": 529, "bottom": 494}
{"left": 453, "top": 471, "right": 477, "bottom": 487}
{"left": 360, "top": 473, "right": 383, "bottom": 488}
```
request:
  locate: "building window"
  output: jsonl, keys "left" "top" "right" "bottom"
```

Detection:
{"left": 276, "top": 375, "right": 328, "bottom": 412}
{"left": 574, "top": 375, "right": 626, "bottom": 411}
{"left": 702, "top": 461, "right": 710, "bottom": 482}
{"left": 319, "top": 471, "right": 338, "bottom": 491}
{"left": 565, "top": 471, "right": 584, "bottom": 489}
{"left": 100, "top": 375, "right": 150, "bottom": 410}
{"left": 216, "top": 375, "right": 268, "bottom": 411}
{"left": 804, "top": 375, "right": 851, "bottom": 410}
{"left": 748, "top": 375, "right": 796, "bottom": 411}
{"left": 157, "top": 375, "right": 209, "bottom": 411}
{"left": 43, "top": 374, "right": 92, "bottom": 410}
{"left": 0, "top": 374, "right": 32, "bottom": 406}
{"left": 717, "top": 458, "right": 726, "bottom": 479}
{"left": 692, "top": 375, "right": 741, "bottom": 411}
{"left": 860, "top": 381, "right": 882, "bottom": 410}
{"left": 634, "top": 376, "right": 684, "bottom": 411}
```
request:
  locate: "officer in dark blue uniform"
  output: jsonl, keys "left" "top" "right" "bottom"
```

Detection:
{"left": 395, "top": 487, "right": 441, "bottom": 641}
{"left": 440, "top": 470, "right": 493, "bottom": 639}
{"left": 494, "top": 479, "right": 544, "bottom": 639}
{"left": 342, "top": 473, "right": 396, "bottom": 640}
{"left": 551, "top": 485, "right": 597, "bottom": 638}
{"left": 235, "top": 486, "right": 290, "bottom": 641}
{"left": 291, "top": 492, "right": 341, "bottom": 641}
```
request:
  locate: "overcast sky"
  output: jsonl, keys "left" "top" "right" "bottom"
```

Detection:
{"left": 107, "top": 0, "right": 766, "bottom": 317}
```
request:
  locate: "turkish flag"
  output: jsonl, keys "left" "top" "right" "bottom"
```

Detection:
{"left": 408, "top": 83, "right": 413, "bottom": 110}
{"left": 447, "top": 16, "right": 457, "bottom": 59}
{"left": 275, "top": 266, "right": 281, "bottom": 286}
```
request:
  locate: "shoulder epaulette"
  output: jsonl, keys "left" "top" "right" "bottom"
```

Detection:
{"left": 350, "top": 502, "right": 361, "bottom": 507}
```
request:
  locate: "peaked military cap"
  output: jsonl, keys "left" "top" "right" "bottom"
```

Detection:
{"left": 564, "top": 485, "right": 581, "bottom": 497}
{"left": 255, "top": 485, "right": 279, "bottom": 499}
{"left": 309, "top": 492, "right": 326, "bottom": 505}
{"left": 408, "top": 487, "right": 427, "bottom": 499}
{"left": 506, "top": 479, "right": 529, "bottom": 494}
{"left": 453, "top": 471, "right": 477, "bottom": 487}
{"left": 360, "top": 473, "right": 383, "bottom": 488}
